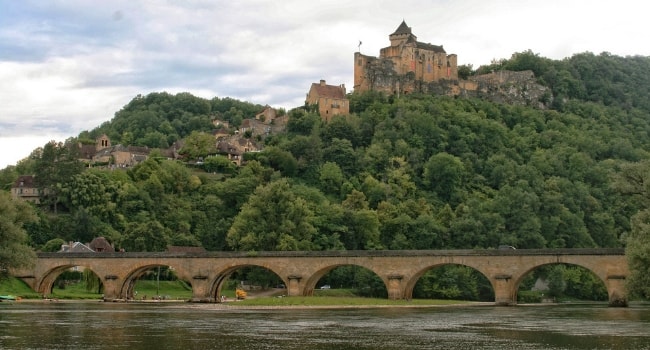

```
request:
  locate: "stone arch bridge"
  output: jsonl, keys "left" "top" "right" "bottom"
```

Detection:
{"left": 12, "top": 248, "right": 629, "bottom": 306}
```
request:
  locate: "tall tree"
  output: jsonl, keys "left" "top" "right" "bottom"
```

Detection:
{"left": 179, "top": 131, "right": 217, "bottom": 160}
{"left": 0, "top": 192, "right": 37, "bottom": 272}
{"left": 611, "top": 160, "right": 650, "bottom": 298}
{"left": 226, "top": 179, "right": 318, "bottom": 251}
{"left": 33, "top": 141, "right": 84, "bottom": 213}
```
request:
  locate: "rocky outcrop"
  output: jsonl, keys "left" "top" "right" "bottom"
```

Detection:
{"left": 461, "top": 70, "right": 549, "bottom": 108}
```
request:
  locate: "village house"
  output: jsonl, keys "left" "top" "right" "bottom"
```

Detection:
{"left": 239, "top": 118, "right": 271, "bottom": 138}
{"left": 89, "top": 237, "right": 115, "bottom": 253}
{"left": 11, "top": 175, "right": 40, "bottom": 203}
{"left": 255, "top": 105, "right": 277, "bottom": 123}
{"left": 216, "top": 136, "right": 261, "bottom": 166}
{"left": 59, "top": 237, "right": 115, "bottom": 253}
{"left": 59, "top": 241, "right": 95, "bottom": 253}
{"left": 93, "top": 144, "right": 151, "bottom": 167}
{"left": 305, "top": 79, "right": 350, "bottom": 122}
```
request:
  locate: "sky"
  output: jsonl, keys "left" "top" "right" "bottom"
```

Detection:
{"left": 1, "top": 0, "right": 648, "bottom": 169}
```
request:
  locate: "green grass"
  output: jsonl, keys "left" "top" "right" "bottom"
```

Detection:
{"left": 51, "top": 281, "right": 104, "bottom": 300}
{"left": 0, "top": 276, "right": 41, "bottom": 299}
{"left": 1, "top": 276, "right": 477, "bottom": 307}
{"left": 131, "top": 280, "right": 193, "bottom": 300}
{"left": 0, "top": 276, "right": 198, "bottom": 300}
{"left": 235, "top": 295, "right": 475, "bottom": 307}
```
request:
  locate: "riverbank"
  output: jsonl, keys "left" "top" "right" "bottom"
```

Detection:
{"left": 12, "top": 296, "right": 484, "bottom": 309}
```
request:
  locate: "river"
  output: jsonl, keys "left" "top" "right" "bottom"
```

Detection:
{"left": 1, "top": 302, "right": 649, "bottom": 349}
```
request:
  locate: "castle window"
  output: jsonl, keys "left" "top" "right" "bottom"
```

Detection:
{"left": 358, "top": 59, "right": 362, "bottom": 66}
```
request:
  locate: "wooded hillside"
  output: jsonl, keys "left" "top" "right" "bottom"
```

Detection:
{"left": 3, "top": 51, "right": 650, "bottom": 255}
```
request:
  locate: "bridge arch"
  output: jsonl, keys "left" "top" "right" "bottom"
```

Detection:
{"left": 404, "top": 262, "right": 494, "bottom": 301}
{"left": 119, "top": 263, "right": 194, "bottom": 300}
{"left": 37, "top": 264, "right": 103, "bottom": 297}
{"left": 302, "top": 263, "right": 387, "bottom": 297}
{"left": 208, "top": 263, "right": 285, "bottom": 302}
{"left": 513, "top": 262, "right": 608, "bottom": 304}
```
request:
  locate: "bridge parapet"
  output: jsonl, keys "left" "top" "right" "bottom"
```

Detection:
{"left": 36, "top": 248, "right": 626, "bottom": 259}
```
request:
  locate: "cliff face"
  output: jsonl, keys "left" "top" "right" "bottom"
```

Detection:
{"left": 364, "top": 69, "right": 550, "bottom": 109}
{"left": 460, "top": 70, "right": 550, "bottom": 109}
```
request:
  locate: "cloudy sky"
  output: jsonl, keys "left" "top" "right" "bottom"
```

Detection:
{"left": 1, "top": 0, "right": 648, "bottom": 168}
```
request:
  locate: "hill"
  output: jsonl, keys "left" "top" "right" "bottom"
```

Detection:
{"left": 2, "top": 51, "right": 650, "bottom": 254}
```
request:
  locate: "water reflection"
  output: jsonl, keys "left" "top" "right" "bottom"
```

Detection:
{"left": 0, "top": 302, "right": 649, "bottom": 350}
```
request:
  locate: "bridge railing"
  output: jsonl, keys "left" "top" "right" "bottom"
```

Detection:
{"left": 36, "top": 248, "right": 625, "bottom": 259}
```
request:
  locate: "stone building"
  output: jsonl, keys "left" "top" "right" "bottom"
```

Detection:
{"left": 305, "top": 79, "right": 350, "bottom": 122}
{"left": 11, "top": 175, "right": 40, "bottom": 203}
{"left": 255, "top": 105, "right": 277, "bottom": 123}
{"left": 217, "top": 137, "right": 260, "bottom": 166}
{"left": 354, "top": 20, "right": 458, "bottom": 95}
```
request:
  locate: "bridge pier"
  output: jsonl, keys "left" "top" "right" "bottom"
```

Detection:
{"left": 606, "top": 275, "right": 628, "bottom": 307}
{"left": 101, "top": 275, "right": 123, "bottom": 301}
{"left": 287, "top": 275, "right": 303, "bottom": 296}
{"left": 387, "top": 275, "right": 405, "bottom": 300}
{"left": 190, "top": 275, "right": 214, "bottom": 302}
{"left": 493, "top": 274, "right": 516, "bottom": 306}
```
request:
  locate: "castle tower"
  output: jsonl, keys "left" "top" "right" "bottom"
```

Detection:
{"left": 96, "top": 134, "right": 111, "bottom": 151}
{"left": 389, "top": 20, "right": 416, "bottom": 47}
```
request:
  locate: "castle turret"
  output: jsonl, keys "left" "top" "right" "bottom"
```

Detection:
{"left": 389, "top": 20, "right": 416, "bottom": 46}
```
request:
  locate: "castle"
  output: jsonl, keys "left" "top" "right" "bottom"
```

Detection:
{"left": 352, "top": 21, "right": 548, "bottom": 108}
{"left": 354, "top": 20, "right": 458, "bottom": 95}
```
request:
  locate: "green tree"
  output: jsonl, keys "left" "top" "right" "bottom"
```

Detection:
{"left": 319, "top": 162, "right": 344, "bottom": 196}
{"left": 179, "top": 131, "right": 217, "bottom": 160}
{"left": 83, "top": 269, "right": 102, "bottom": 293}
{"left": 0, "top": 192, "right": 38, "bottom": 271}
{"left": 119, "top": 219, "right": 170, "bottom": 252}
{"left": 34, "top": 141, "right": 84, "bottom": 213}
{"left": 457, "top": 64, "right": 473, "bottom": 80}
{"left": 626, "top": 210, "right": 650, "bottom": 298}
{"left": 546, "top": 265, "right": 567, "bottom": 298}
{"left": 41, "top": 238, "right": 66, "bottom": 252}
{"left": 611, "top": 160, "right": 650, "bottom": 298}
{"left": 202, "top": 155, "right": 237, "bottom": 174}
{"left": 226, "top": 179, "right": 318, "bottom": 251}
{"left": 423, "top": 152, "right": 465, "bottom": 203}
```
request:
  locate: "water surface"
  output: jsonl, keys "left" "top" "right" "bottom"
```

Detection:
{"left": 1, "top": 302, "right": 648, "bottom": 349}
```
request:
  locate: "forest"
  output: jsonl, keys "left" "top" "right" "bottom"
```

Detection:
{"left": 3, "top": 50, "right": 650, "bottom": 301}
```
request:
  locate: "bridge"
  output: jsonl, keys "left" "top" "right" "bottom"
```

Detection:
{"left": 11, "top": 248, "right": 629, "bottom": 306}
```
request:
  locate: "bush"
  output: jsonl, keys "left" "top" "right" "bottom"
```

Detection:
{"left": 517, "top": 290, "right": 543, "bottom": 303}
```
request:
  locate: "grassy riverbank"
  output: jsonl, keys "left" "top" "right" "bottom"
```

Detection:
{"left": 1, "top": 276, "right": 477, "bottom": 306}
{"left": 233, "top": 296, "right": 474, "bottom": 307}
{"left": 0, "top": 276, "right": 195, "bottom": 300}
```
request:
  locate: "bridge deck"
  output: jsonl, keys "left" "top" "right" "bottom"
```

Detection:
{"left": 36, "top": 248, "right": 625, "bottom": 259}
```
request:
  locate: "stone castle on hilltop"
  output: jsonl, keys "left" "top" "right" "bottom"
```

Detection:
{"left": 354, "top": 20, "right": 458, "bottom": 95}
{"left": 352, "top": 21, "right": 549, "bottom": 108}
